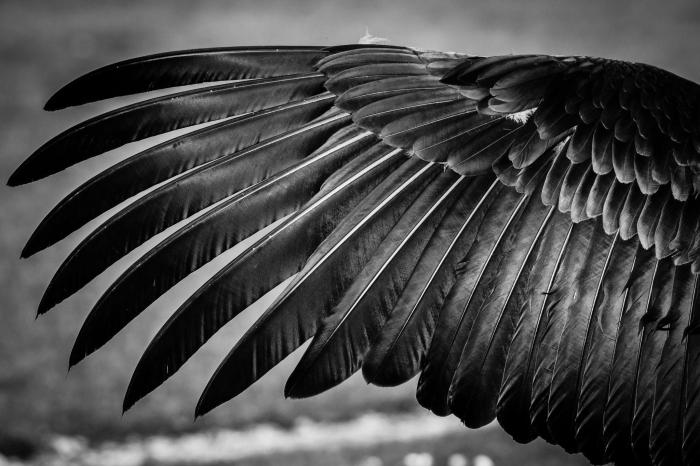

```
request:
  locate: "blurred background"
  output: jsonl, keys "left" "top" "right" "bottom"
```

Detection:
{"left": 0, "top": 0, "right": 698, "bottom": 465}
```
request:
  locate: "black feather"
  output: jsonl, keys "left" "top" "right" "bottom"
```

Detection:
{"left": 682, "top": 276, "right": 700, "bottom": 464}
{"left": 631, "top": 259, "right": 676, "bottom": 463}
{"left": 195, "top": 154, "right": 434, "bottom": 414}
{"left": 69, "top": 129, "right": 377, "bottom": 366}
{"left": 447, "top": 194, "right": 553, "bottom": 428}
{"left": 497, "top": 212, "right": 573, "bottom": 442}
{"left": 650, "top": 265, "right": 694, "bottom": 466}
{"left": 284, "top": 171, "right": 465, "bottom": 398}
{"left": 123, "top": 145, "right": 407, "bottom": 410}
{"left": 546, "top": 224, "right": 615, "bottom": 452}
{"left": 602, "top": 246, "right": 657, "bottom": 462}
{"left": 574, "top": 236, "right": 637, "bottom": 463}
{"left": 417, "top": 185, "right": 524, "bottom": 416}
{"left": 22, "top": 94, "right": 335, "bottom": 257}
{"left": 10, "top": 74, "right": 326, "bottom": 185}
{"left": 45, "top": 46, "right": 327, "bottom": 110}
{"left": 362, "top": 176, "right": 499, "bottom": 386}
{"left": 38, "top": 113, "right": 349, "bottom": 314}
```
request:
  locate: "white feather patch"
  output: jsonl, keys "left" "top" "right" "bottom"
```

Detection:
{"left": 358, "top": 27, "right": 388, "bottom": 45}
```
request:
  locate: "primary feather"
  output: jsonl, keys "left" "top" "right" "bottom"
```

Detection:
{"left": 11, "top": 43, "right": 700, "bottom": 466}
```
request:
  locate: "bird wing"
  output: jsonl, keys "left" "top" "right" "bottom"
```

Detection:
{"left": 10, "top": 44, "right": 700, "bottom": 465}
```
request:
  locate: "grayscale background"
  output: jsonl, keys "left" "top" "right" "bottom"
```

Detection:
{"left": 1, "top": 0, "right": 698, "bottom": 465}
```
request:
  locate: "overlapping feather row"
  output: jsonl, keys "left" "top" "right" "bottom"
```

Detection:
{"left": 9, "top": 44, "right": 700, "bottom": 466}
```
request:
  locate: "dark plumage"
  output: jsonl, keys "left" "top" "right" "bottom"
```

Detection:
{"left": 10, "top": 43, "right": 700, "bottom": 465}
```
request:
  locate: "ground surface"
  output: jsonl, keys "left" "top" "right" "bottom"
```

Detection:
{"left": 0, "top": 0, "right": 698, "bottom": 465}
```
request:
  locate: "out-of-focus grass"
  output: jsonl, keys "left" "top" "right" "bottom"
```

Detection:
{"left": 201, "top": 430, "right": 583, "bottom": 466}
{"left": 0, "top": 0, "right": 698, "bottom": 463}
{"left": 141, "top": 423, "right": 587, "bottom": 466}
{"left": 9, "top": 413, "right": 591, "bottom": 466}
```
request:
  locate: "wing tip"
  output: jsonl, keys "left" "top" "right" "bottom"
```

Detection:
{"left": 194, "top": 391, "right": 218, "bottom": 419}
{"left": 283, "top": 379, "right": 300, "bottom": 399}
{"left": 36, "top": 282, "right": 61, "bottom": 315}
{"left": 361, "top": 363, "right": 406, "bottom": 388}
{"left": 122, "top": 375, "right": 147, "bottom": 414}
{"left": 21, "top": 230, "right": 47, "bottom": 259}
{"left": 7, "top": 164, "right": 32, "bottom": 187}
{"left": 8, "top": 142, "right": 58, "bottom": 186}
{"left": 6, "top": 174, "right": 20, "bottom": 187}
{"left": 44, "top": 92, "right": 69, "bottom": 111}
{"left": 283, "top": 376, "right": 314, "bottom": 399}
{"left": 284, "top": 369, "right": 342, "bottom": 399}
{"left": 36, "top": 297, "right": 54, "bottom": 317}
{"left": 195, "top": 368, "right": 233, "bottom": 419}
{"left": 44, "top": 76, "right": 102, "bottom": 109}
{"left": 122, "top": 399, "right": 134, "bottom": 415}
{"left": 283, "top": 356, "right": 337, "bottom": 399}
{"left": 68, "top": 340, "right": 89, "bottom": 368}
{"left": 45, "top": 73, "right": 92, "bottom": 109}
{"left": 19, "top": 246, "right": 31, "bottom": 260}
